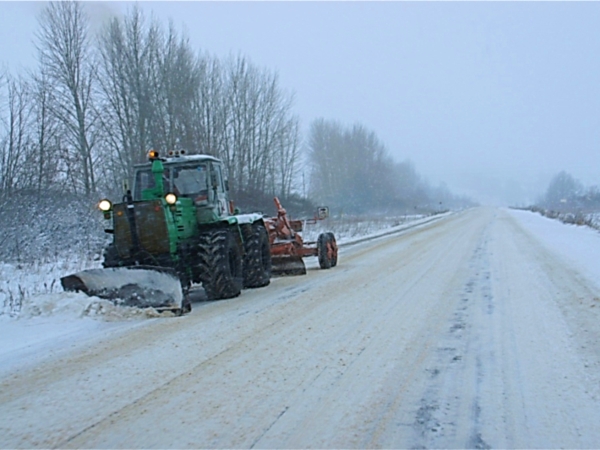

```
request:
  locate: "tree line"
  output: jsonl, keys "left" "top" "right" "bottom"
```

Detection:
{"left": 538, "top": 171, "right": 600, "bottom": 213}
{"left": 306, "top": 119, "right": 474, "bottom": 214}
{"left": 0, "top": 2, "right": 299, "bottom": 204}
{"left": 1, "top": 1, "right": 472, "bottom": 217}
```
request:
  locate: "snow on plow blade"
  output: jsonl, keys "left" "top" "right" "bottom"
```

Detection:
{"left": 60, "top": 266, "right": 184, "bottom": 310}
{"left": 271, "top": 256, "right": 307, "bottom": 276}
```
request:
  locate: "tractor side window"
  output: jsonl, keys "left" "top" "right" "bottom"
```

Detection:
{"left": 212, "top": 164, "right": 225, "bottom": 192}
{"left": 173, "top": 164, "right": 209, "bottom": 197}
{"left": 134, "top": 170, "right": 155, "bottom": 200}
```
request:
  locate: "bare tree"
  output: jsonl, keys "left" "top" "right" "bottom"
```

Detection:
{"left": 543, "top": 171, "right": 583, "bottom": 209}
{"left": 308, "top": 118, "right": 424, "bottom": 212}
{"left": 307, "top": 118, "right": 346, "bottom": 204}
{"left": 96, "top": 6, "right": 162, "bottom": 189}
{"left": 271, "top": 116, "right": 301, "bottom": 197}
{"left": 223, "top": 55, "right": 299, "bottom": 198}
{"left": 191, "top": 54, "right": 228, "bottom": 158}
{"left": 0, "top": 75, "right": 32, "bottom": 193}
{"left": 98, "top": 8, "right": 300, "bottom": 202}
{"left": 145, "top": 22, "right": 200, "bottom": 155}
{"left": 29, "top": 69, "right": 61, "bottom": 192}
{"left": 36, "top": 1, "right": 97, "bottom": 194}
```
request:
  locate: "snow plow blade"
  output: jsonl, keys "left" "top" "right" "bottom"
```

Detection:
{"left": 271, "top": 256, "right": 307, "bottom": 276}
{"left": 60, "top": 266, "right": 184, "bottom": 310}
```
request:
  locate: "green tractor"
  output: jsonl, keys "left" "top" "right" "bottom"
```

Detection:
{"left": 61, "top": 150, "right": 271, "bottom": 313}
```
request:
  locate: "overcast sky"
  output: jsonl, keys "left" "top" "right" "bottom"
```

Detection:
{"left": 1, "top": 1, "right": 599, "bottom": 205}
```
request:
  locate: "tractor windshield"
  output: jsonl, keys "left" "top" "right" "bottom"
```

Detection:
{"left": 173, "top": 165, "right": 209, "bottom": 197}
{"left": 133, "top": 163, "right": 209, "bottom": 201}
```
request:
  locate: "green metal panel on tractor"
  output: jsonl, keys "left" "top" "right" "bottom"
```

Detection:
{"left": 170, "top": 197, "right": 199, "bottom": 243}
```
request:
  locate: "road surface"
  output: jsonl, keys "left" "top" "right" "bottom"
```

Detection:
{"left": 2, "top": 207, "right": 600, "bottom": 448}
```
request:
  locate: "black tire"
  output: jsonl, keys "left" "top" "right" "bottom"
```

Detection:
{"left": 242, "top": 223, "right": 272, "bottom": 288}
{"left": 197, "top": 229, "right": 243, "bottom": 300}
{"left": 317, "top": 233, "right": 333, "bottom": 269}
{"left": 173, "top": 295, "right": 192, "bottom": 316}
{"left": 326, "top": 232, "right": 338, "bottom": 267}
{"left": 182, "top": 296, "right": 192, "bottom": 314}
{"left": 102, "top": 243, "right": 120, "bottom": 268}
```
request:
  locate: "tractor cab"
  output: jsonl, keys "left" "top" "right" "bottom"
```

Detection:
{"left": 132, "top": 150, "right": 232, "bottom": 222}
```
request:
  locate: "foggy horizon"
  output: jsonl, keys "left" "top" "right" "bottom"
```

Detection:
{"left": 1, "top": 1, "right": 599, "bottom": 207}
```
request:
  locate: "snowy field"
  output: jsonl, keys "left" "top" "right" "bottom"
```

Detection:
{"left": 2, "top": 208, "right": 598, "bottom": 375}
{"left": 2, "top": 207, "right": 600, "bottom": 448}
{"left": 0, "top": 210, "right": 600, "bottom": 376}
{"left": 0, "top": 210, "right": 600, "bottom": 368}
{"left": 522, "top": 207, "right": 600, "bottom": 232}
{"left": 508, "top": 208, "right": 600, "bottom": 291}
{"left": 0, "top": 212, "right": 442, "bottom": 374}
{"left": 0, "top": 212, "right": 434, "bottom": 316}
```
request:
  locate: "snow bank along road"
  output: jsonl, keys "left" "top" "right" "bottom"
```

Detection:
{"left": 2, "top": 207, "right": 600, "bottom": 448}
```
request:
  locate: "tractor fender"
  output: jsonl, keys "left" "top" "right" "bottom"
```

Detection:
{"left": 234, "top": 213, "right": 264, "bottom": 225}
{"left": 214, "top": 214, "right": 265, "bottom": 250}
{"left": 214, "top": 213, "right": 261, "bottom": 227}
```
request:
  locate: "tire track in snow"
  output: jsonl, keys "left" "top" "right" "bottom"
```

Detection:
{"left": 407, "top": 222, "right": 495, "bottom": 449}
{"left": 386, "top": 209, "right": 600, "bottom": 449}
{"left": 299, "top": 210, "right": 493, "bottom": 449}
{"left": 352, "top": 211, "right": 496, "bottom": 448}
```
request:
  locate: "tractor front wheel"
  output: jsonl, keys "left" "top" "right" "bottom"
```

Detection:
{"left": 198, "top": 229, "right": 243, "bottom": 300}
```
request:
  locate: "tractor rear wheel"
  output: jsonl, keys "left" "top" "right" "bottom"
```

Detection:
{"left": 242, "top": 223, "right": 272, "bottom": 288}
{"left": 198, "top": 229, "right": 243, "bottom": 300}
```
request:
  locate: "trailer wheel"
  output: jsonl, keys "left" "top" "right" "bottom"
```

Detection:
{"left": 327, "top": 232, "right": 338, "bottom": 267}
{"left": 198, "top": 229, "right": 243, "bottom": 300}
{"left": 318, "top": 232, "right": 336, "bottom": 269}
{"left": 242, "top": 223, "right": 272, "bottom": 288}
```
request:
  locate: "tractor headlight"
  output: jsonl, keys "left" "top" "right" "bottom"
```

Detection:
{"left": 98, "top": 199, "right": 112, "bottom": 211}
{"left": 165, "top": 193, "right": 177, "bottom": 205}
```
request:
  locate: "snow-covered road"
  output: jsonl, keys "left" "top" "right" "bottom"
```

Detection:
{"left": 2, "top": 207, "right": 600, "bottom": 448}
